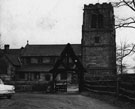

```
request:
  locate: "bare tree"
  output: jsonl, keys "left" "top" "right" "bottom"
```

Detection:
{"left": 110, "top": 0, "right": 135, "bottom": 73}
{"left": 116, "top": 40, "right": 135, "bottom": 74}
{"left": 112, "top": 0, "right": 135, "bottom": 29}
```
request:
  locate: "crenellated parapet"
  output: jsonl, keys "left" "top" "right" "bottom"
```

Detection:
{"left": 84, "top": 3, "right": 113, "bottom": 10}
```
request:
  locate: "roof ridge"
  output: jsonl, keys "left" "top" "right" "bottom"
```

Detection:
{"left": 21, "top": 44, "right": 81, "bottom": 57}
{"left": 27, "top": 44, "right": 81, "bottom": 46}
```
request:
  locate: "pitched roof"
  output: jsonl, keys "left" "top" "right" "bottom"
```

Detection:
{"left": 2, "top": 49, "right": 22, "bottom": 66}
{"left": 5, "top": 54, "right": 21, "bottom": 66}
{"left": 51, "top": 43, "right": 86, "bottom": 74}
{"left": 21, "top": 44, "right": 81, "bottom": 57}
{"left": 3, "top": 49, "right": 22, "bottom": 56}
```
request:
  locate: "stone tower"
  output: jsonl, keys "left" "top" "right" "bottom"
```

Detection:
{"left": 82, "top": 3, "right": 116, "bottom": 76}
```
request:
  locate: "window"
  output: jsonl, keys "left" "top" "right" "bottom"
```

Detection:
{"left": 91, "top": 14, "right": 103, "bottom": 28}
{"left": 31, "top": 57, "right": 38, "bottom": 64}
{"left": 38, "top": 58, "right": 42, "bottom": 64}
{"left": 19, "top": 73, "right": 25, "bottom": 80}
{"left": 95, "top": 37, "right": 100, "bottom": 43}
{"left": 50, "top": 57, "right": 58, "bottom": 63}
{"left": 98, "top": 14, "right": 103, "bottom": 28}
{"left": 34, "top": 73, "right": 40, "bottom": 80}
{"left": 91, "top": 14, "right": 97, "bottom": 28}
{"left": 26, "top": 58, "right": 30, "bottom": 64}
{"left": 42, "top": 57, "right": 50, "bottom": 63}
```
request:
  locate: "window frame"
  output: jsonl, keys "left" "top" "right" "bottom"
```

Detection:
{"left": 91, "top": 14, "right": 104, "bottom": 28}
{"left": 31, "top": 57, "right": 38, "bottom": 64}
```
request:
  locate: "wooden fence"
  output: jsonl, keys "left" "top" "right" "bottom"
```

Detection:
{"left": 4, "top": 74, "right": 135, "bottom": 101}
{"left": 118, "top": 74, "right": 135, "bottom": 101}
{"left": 84, "top": 80, "right": 117, "bottom": 94}
{"left": 84, "top": 74, "right": 135, "bottom": 101}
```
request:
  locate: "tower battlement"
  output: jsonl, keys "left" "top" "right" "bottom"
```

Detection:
{"left": 82, "top": 2, "right": 114, "bottom": 30}
{"left": 84, "top": 2, "right": 113, "bottom": 10}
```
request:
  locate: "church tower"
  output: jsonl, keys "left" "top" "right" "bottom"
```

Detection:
{"left": 82, "top": 3, "right": 116, "bottom": 76}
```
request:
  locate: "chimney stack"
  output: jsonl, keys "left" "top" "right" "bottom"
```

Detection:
{"left": 4, "top": 44, "right": 10, "bottom": 50}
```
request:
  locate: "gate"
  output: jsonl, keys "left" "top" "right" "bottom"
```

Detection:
{"left": 50, "top": 43, "right": 86, "bottom": 93}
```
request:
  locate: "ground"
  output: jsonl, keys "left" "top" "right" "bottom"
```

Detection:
{"left": 82, "top": 92, "right": 135, "bottom": 109}
{"left": 0, "top": 93, "right": 122, "bottom": 109}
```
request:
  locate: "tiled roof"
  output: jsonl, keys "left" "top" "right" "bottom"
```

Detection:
{"left": 5, "top": 54, "right": 21, "bottom": 66}
{"left": 21, "top": 44, "right": 81, "bottom": 57}
{"left": 3, "top": 49, "right": 22, "bottom": 56}
{"left": 16, "top": 65, "right": 53, "bottom": 72}
{"left": 2, "top": 49, "right": 22, "bottom": 66}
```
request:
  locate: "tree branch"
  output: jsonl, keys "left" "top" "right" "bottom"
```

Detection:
{"left": 115, "top": 25, "right": 135, "bottom": 29}
{"left": 115, "top": 17, "right": 135, "bottom": 29}
{"left": 123, "top": 0, "right": 135, "bottom": 11}
{"left": 133, "top": 0, "right": 135, "bottom": 8}
{"left": 119, "top": 44, "right": 135, "bottom": 59}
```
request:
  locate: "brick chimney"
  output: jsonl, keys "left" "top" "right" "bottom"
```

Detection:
{"left": 4, "top": 44, "right": 10, "bottom": 50}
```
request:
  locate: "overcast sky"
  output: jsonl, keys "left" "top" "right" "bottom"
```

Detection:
{"left": 1, "top": 0, "right": 135, "bottom": 72}
{"left": 1, "top": 0, "right": 135, "bottom": 49}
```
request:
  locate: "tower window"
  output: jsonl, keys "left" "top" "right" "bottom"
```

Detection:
{"left": 98, "top": 14, "right": 103, "bottom": 28}
{"left": 91, "top": 14, "right": 97, "bottom": 28}
{"left": 91, "top": 14, "right": 103, "bottom": 28}
{"left": 95, "top": 37, "right": 100, "bottom": 43}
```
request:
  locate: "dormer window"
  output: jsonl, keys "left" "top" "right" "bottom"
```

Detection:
{"left": 91, "top": 14, "right": 103, "bottom": 28}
